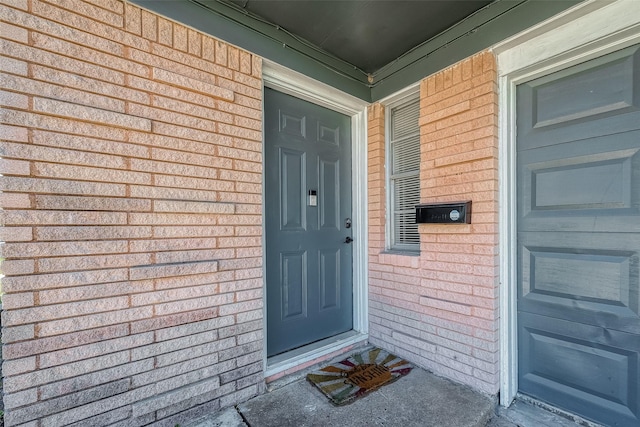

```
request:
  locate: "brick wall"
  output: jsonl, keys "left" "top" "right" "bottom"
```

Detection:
{"left": 0, "top": 0, "right": 264, "bottom": 425}
{"left": 367, "top": 51, "right": 500, "bottom": 394}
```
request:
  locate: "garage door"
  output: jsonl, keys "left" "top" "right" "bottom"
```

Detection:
{"left": 517, "top": 45, "right": 640, "bottom": 426}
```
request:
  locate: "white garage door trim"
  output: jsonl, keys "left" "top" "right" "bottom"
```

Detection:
{"left": 493, "top": 0, "right": 640, "bottom": 407}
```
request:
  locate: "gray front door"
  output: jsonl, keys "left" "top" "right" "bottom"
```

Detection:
{"left": 265, "top": 88, "right": 353, "bottom": 357}
{"left": 516, "top": 45, "right": 640, "bottom": 426}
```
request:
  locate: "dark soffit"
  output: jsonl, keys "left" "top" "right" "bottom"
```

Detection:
{"left": 224, "top": 0, "right": 493, "bottom": 74}
{"left": 131, "top": 0, "right": 583, "bottom": 101}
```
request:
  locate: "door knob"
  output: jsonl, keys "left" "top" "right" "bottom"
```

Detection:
{"left": 344, "top": 236, "right": 353, "bottom": 244}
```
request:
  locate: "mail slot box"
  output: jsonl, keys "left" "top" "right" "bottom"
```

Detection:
{"left": 415, "top": 201, "right": 471, "bottom": 224}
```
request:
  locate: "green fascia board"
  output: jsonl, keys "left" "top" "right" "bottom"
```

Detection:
{"left": 131, "top": 0, "right": 372, "bottom": 101}
{"left": 370, "top": 0, "right": 583, "bottom": 101}
{"left": 130, "top": 0, "right": 584, "bottom": 104}
{"left": 371, "top": 0, "right": 528, "bottom": 82}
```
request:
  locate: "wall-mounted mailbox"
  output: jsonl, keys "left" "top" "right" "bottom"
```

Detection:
{"left": 416, "top": 201, "right": 471, "bottom": 224}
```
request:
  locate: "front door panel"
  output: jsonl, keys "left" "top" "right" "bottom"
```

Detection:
{"left": 265, "top": 88, "right": 353, "bottom": 357}
{"left": 516, "top": 45, "right": 640, "bottom": 427}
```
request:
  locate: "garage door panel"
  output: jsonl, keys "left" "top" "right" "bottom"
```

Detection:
{"left": 518, "top": 135, "right": 640, "bottom": 219}
{"left": 518, "top": 216, "right": 640, "bottom": 233}
{"left": 518, "top": 231, "right": 640, "bottom": 251}
{"left": 520, "top": 246, "right": 636, "bottom": 306}
{"left": 517, "top": 45, "right": 640, "bottom": 151}
{"left": 530, "top": 48, "right": 638, "bottom": 129}
{"left": 518, "top": 131, "right": 640, "bottom": 164}
{"left": 519, "top": 313, "right": 640, "bottom": 427}
{"left": 529, "top": 155, "right": 633, "bottom": 211}
{"left": 519, "top": 296, "right": 640, "bottom": 335}
{"left": 518, "top": 240, "right": 640, "bottom": 332}
{"left": 518, "top": 108, "right": 640, "bottom": 153}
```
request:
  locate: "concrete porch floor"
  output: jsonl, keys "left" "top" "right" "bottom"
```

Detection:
{"left": 183, "top": 350, "right": 592, "bottom": 427}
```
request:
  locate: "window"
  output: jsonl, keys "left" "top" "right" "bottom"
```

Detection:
{"left": 387, "top": 97, "right": 421, "bottom": 252}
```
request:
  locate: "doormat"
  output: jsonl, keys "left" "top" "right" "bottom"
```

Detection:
{"left": 306, "top": 348, "right": 413, "bottom": 405}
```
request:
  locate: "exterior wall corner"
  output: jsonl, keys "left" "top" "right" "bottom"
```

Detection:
{"left": 367, "top": 50, "right": 500, "bottom": 395}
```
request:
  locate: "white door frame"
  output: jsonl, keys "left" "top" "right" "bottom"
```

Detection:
{"left": 494, "top": 0, "right": 640, "bottom": 406}
{"left": 261, "top": 61, "right": 369, "bottom": 376}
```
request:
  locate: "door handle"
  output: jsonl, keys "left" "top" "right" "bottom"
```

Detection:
{"left": 344, "top": 236, "right": 353, "bottom": 244}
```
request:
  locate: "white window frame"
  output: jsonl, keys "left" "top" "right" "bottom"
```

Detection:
{"left": 384, "top": 88, "right": 421, "bottom": 253}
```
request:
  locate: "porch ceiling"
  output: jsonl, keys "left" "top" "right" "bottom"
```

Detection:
{"left": 223, "top": 0, "right": 493, "bottom": 75}
{"left": 132, "top": 0, "right": 583, "bottom": 100}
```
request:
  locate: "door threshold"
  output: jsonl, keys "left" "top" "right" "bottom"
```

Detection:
{"left": 503, "top": 394, "right": 605, "bottom": 427}
{"left": 265, "top": 331, "right": 367, "bottom": 380}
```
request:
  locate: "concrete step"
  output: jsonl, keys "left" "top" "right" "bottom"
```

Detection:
{"left": 184, "top": 375, "right": 601, "bottom": 427}
{"left": 187, "top": 366, "right": 494, "bottom": 427}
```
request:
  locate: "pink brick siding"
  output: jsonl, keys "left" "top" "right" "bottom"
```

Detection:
{"left": 367, "top": 51, "right": 500, "bottom": 394}
{"left": 1, "top": 0, "right": 503, "bottom": 421}
{"left": 0, "top": 0, "right": 264, "bottom": 425}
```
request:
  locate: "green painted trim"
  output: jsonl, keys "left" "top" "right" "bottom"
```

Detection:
{"left": 371, "top": 0, "right": 526, "bottom": 82}
{"left": 131, "top": 0, "right": 372, "bottom": 101}
{"left": 370, "top": 0, "right": 583, "bottom": 101}
{"left": 130, "top": 0, "right": 583, "bottom": 104}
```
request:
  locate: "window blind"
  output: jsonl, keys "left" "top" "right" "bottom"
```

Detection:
{"left": 389, "top": 99, "right": 420, "bottom": 250}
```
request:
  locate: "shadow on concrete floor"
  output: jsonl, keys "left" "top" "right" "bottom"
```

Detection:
{"left": 187, "top": 365, "right": 495, "bottom": 427}
{"left": 239, "top": 367, "right": 493, "bottom": 427}
{"left": 185, "top": 370, "right": 600, "bottom": 427}
{"left": 183, "top": 346, "right": 598, "bottom": 427}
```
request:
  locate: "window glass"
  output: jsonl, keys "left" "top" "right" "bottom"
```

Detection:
{"left": 388, "top": 99, "right": 420, "bottom": 251}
